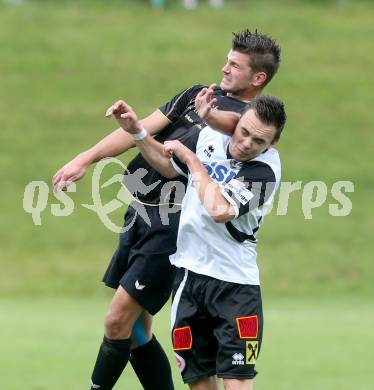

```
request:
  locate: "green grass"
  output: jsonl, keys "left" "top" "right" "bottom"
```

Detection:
{"left": 1, "top": 296, "right": 373, "bottom": 389}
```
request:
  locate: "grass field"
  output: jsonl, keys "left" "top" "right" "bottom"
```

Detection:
{"left": 1, "top": 0, "right": 373, "bottom": 388}
{"left": 1, "top": 296, "right": 373, "bottom": 390}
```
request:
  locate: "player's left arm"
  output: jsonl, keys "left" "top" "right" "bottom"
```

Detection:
{"left": 106, "top": 99, "right": 179, "bottom": 178}
{"left": 164, "top": 140, "right": 236, "bottom": 223}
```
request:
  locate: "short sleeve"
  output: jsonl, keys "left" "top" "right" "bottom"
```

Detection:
{"left": 221, "top": 161, "right": 276, "bottom": 217}
{"left": 158, "top": 85, "right": 204, "bottom": 123}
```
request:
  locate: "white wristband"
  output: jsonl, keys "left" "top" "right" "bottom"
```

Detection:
{"left": 132, "top": 128, "right": 148, "bottom": 141}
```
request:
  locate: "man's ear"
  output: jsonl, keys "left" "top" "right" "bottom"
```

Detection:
{"left": 271, "top": 138, "right": 279, "bottom": 146}
{"left": 252, "top": 72, "right": 268, "bottom": 88}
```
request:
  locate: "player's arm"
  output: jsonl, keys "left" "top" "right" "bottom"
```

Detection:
{"left": 92, "top": 110, "right": 171, "bottom": 161}
{"left": 185, "top": 159, "right": 276, "bottom": 224}
{"left": 134, "top": 134, "right": 179, "bottom": 179}
{"left": 165, "top": 140, "right": 236, "bottom": 223}
{"left": 106, "top": 100, "right": 179, "bottom": 179}
{"left": 53, "top": 85, "right": 201, "bottom": 189}
{"left": 203, "top": 110, "right": 240, "bottom": 135}
{"left": 52, "top": 110, "right": 171, "bottom": 189}
{"left": 195, "top": 85, "right": 240, "bottom": 135}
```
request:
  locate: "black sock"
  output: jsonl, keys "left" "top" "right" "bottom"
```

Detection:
{"left": 130, "top": 335, "right": 174, "bottom": 390}
{"left": 90, "top": 336, "right": 131, "bottom": 390}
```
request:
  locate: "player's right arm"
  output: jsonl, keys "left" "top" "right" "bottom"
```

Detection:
{"left": 52, "top": 110, "right": 171, "bottom": 189}
{"left": 196, "top": 85, "right": 240, "bottom": 135}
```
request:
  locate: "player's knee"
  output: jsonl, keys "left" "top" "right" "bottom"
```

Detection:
{"left": 104, "top": 311, "right": 132, "bottom": 339}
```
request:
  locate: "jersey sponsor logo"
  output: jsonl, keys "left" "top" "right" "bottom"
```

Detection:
{"left": 224, "top": 178, "right": 254, "bottom": 206}
{"left": 246, "top": 341, "right": 259, "bottom": 364}
{"left": 173, "top": 326, "right": 193, "bottom": 351}
{"left": 135, "top": 280, "right": 146, "bottom": 290}
{"left": 184, "top": 112, "right": 204, "bottom": 127}
{"left": 232, "top": 352, "right": 245, "bottom": 365}
{"left": 174, "top": 352, "right": 186, "bottom": 372}
{"left": 236, "top": 315, "right": 258, "bottom": 339}
{"left": 203, "top": 162, "right": 237, "bottom": 184}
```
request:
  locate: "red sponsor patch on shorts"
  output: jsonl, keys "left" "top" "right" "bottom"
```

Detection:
{"left": 173, "top": 326, "right": 193, "bottom": 351}
{"left": 236, "top": 315, "right": 258, "bottom": 339}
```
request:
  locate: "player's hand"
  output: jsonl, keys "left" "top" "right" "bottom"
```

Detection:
{"left": 52, "top": 155, "right": 89, "bottom": 191}
{"left": 105, "top": 100, "right": 142, "bottom": 135}
{"left": 195, "top": 84, "right": 217, "bottom": 120}
{"left": 164, "top": 140, "right": 195, "bottom": 165}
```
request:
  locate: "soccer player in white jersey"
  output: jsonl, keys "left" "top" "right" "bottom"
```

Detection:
{"left": 105, "top": 93, "right": 287, "bottom": 390}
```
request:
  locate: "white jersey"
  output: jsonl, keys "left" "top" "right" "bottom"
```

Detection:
{"left": 170, "top": 126, "right": 281, "bottom": 285}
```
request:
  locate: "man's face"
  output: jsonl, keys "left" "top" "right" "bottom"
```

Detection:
{"left": 229, "top": 109, "right": 277, "bottom": 161}
{"left": 220, "top": 50, "right": 256, "bottom": 96}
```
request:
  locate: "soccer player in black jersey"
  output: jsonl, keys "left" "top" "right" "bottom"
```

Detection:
{"left": 53, "top": 29, "right": 281, "bottom": 390}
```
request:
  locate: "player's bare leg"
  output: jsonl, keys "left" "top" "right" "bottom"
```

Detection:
{"left": 91, "top": 286, "right": 174, "bottom": 389}
{"left": 90, "top": 286, "right": 143, "bottom": 389}
{"left": 223, "top": 378, "right": 254, "bottom": 390}
{"left": 130, "top": 311, "right": 153, "bottom": 348}
{"left": 189, "top": 376, "right": 219, "bottom": 390}
{"left": 138, "top": 311, "right": 153, "bottom": 337}
{"left": 104, "top": 285, "right": 143, "bottom": 339}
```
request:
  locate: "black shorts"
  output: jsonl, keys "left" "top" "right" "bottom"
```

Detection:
{"left": 171, "top": 268, "right": 263, "bottom": 383}
{"left": 102, "top": 204, "right": 180, "bottom": 315}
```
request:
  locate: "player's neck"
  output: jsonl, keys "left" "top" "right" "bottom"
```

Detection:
{"left": 228, "top": 89, "right": 262, "bottom": 103}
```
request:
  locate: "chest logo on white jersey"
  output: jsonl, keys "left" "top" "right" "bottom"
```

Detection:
{"left": 203, "top": 162, "right": 237, "bottom": 184}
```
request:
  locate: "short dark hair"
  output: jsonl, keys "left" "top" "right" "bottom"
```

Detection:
{"left": 232, "top": 29, "right": 281, "bottom": 87}
{"left": 244, "top": 95, "right": 286, "bottom": 141}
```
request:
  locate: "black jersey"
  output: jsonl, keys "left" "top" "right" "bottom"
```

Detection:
{"left": 123, "top": 85, "right": 246, "bottom": 204}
